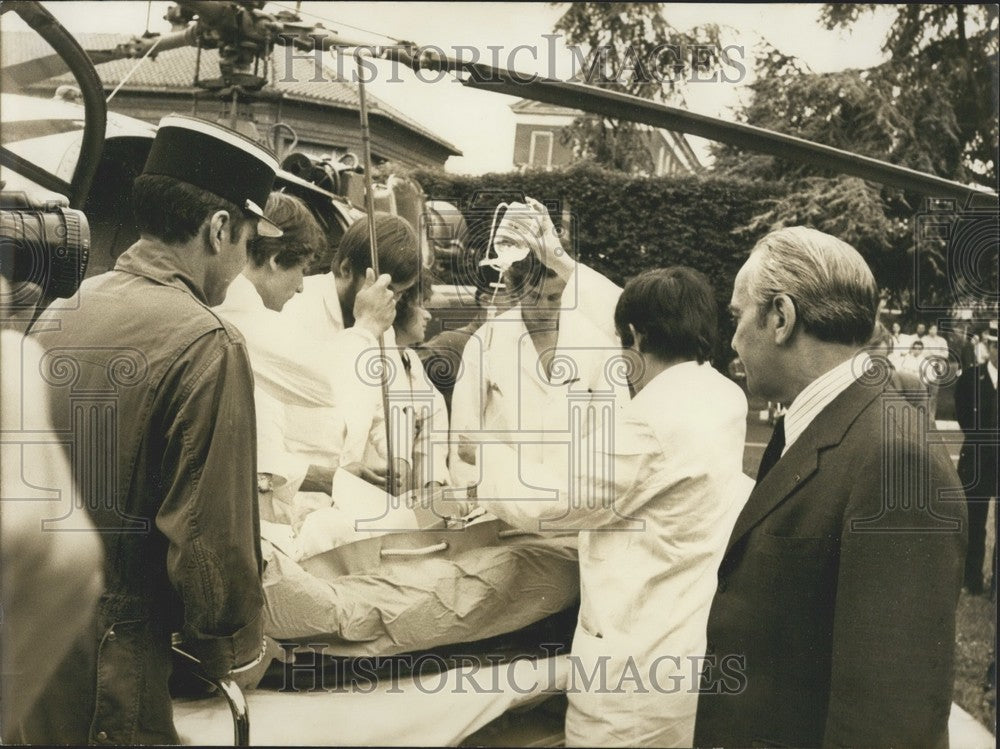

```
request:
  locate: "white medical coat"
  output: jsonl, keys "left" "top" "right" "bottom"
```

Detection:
{"left": 449, "top": 263, "right": 629, "bottom": 492}
{"left": 216, "top": 274, "right": 380, "bottom": 525}
{"left": 279, "top": 272, "right": 446, "bottom": 489}
{"left": 477, "top": 361, "right": 752, "bottom": 747}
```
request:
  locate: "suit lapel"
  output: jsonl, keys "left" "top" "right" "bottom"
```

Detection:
{"left": 725, "top": 379, "right": 886, "bottom": 554}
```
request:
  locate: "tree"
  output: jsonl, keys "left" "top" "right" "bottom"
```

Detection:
{"left": 711, "top": 4, "right": 998, "bottom": 316}
{"left": 550, "top": 2, "right": 721, "bottom": 173}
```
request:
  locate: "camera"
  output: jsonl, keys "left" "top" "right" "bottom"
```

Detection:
{"left": 1, "top": 191, "right": 90, "bottom": 307}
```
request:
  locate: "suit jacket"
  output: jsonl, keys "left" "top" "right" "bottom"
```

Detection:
{"left": 694, "top": 378, "right": 966, "bottom": 748}
{"left": 954, "top": 362, "right": 998, "bottom": 498}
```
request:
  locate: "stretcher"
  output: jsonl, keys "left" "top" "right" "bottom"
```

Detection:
{"left": 174, "top": 654, "right": 573, "bottom": 746}
{"left": 172, "top": 517, "right": 581, "bottom": 745}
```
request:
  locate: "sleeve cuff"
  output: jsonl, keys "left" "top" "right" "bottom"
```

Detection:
{"left": 181, "top": 611, "right": 264, "bottom": 679}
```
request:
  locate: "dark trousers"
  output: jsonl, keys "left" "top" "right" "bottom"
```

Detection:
{"left": 965, "top": 495, "right": 992, "bottom": 592}
{"left": 960, "top": 445, "right": 998, "bottom": 593}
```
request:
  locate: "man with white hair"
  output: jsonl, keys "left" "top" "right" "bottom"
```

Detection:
{"left": 695, "top": 226, "right": 966, "bottom": 748}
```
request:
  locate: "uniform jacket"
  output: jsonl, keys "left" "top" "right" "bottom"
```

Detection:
{"left": 480, "top": 362, "right": 752, "bottom": 747}
{"left": 695, "top": 377, "right": 966, "bottom": 748}
{"left": 22, "top": 244, "right": 265, "bottom": 745}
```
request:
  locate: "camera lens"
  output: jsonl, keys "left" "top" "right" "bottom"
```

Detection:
{"left": 0, "top": 206, "right": 90, "bottom": 299}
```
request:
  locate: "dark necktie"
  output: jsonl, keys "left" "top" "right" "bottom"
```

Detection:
{"left": 755, "top": 416, "right": 785, "bottom": 485}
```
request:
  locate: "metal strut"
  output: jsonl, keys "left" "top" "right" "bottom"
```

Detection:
{"left": 354, "top": 48, "right": 396, "bottom": 494}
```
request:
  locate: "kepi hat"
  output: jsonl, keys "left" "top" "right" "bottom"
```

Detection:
{"left": 142, "top": 115, "right": 282, "bottom": 237}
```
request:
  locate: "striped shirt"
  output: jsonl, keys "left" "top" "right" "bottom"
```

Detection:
{"left": 782, "top": 354, "right": 867, "bottom": 456}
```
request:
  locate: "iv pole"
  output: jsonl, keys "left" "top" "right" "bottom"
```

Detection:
{"left": 354, "top": 48, "right": 396, "bottom": 495}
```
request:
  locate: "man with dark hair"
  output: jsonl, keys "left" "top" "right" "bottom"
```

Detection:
{"left": 215, "top": 192, "right": 398, "bottom": 526}
{"left": 695, "top": 226, "right": 965, "bottom": 748}
{"left": 282, "top": 211, "right": 419, "bottom": 336}
{"left": 477, "top": 265, "right": 750, "bottom": 747}
{"left": 955, "top": 323, "right": 998, "bottom": 595}
{"left": 613, "top": 267, "right": 718, "bottom": 365}
{"left": 23, "top": 116, "right": 282, "bottom": 744}
{"left": 256, "top": 212, "right": 419, "bottom": 498}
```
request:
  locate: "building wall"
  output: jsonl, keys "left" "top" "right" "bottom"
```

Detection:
{"left": 512, "top": 122, "right": 576, "bottom": 169}
{"left": 512, "top": 118, "right": 696, "bottom": 175}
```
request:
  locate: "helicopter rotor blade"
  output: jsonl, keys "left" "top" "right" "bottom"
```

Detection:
{"left": 4, "top": 0, "right": 995, "bottom": 202}
{"left": 419, "top": 57, "right": 996, "bottom": 203}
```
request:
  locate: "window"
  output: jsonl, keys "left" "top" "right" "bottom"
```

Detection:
{"left": 529, "top": 130, "right": 554, "bottom": 170}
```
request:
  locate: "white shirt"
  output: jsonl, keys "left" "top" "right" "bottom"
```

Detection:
{"left": 922, "top": 333, "right": 949, "bottom": 358}
{"left": 988, "top": 360, "right": 998, "bottom": 389}
{"left": 281, "top": 272, "right": 345, "bottom": 337}
{"left": 216, "top": 274, "right": 315, "bottom": 496}
{"left": 783, "top": 355, "right": 866, "bottom": 456}
{"left": 478, "top": 361, "right": 752, "bottom": 747}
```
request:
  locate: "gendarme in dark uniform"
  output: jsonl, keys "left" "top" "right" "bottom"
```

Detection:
{"left": 20, "top": 116, "right": 282, "bottom": 744}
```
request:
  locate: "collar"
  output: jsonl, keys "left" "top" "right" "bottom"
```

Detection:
{"left": 217, "top": 272, "right": 266, "bottom": 313}
{"left": 114, "top": 240, "right": 209, "bottom": 305}
{"left": 632, "top": 360, "right": 703, "bottom": 403}
{"left": 323, "top": 273, "right": 346, "bottom": 330}
{"left": 783, "top": 354, "right": 865, "bottom": 455}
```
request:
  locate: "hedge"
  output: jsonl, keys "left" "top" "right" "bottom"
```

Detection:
{"left": 411, "top": 162, "right": 778, "bottom": 366}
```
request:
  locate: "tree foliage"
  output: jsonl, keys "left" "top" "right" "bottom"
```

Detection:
{"left": 711, "top": 4, "right": 998, "bottom": 315}
{"left": 549, "top": 2, "right": 721, "bottom": 173}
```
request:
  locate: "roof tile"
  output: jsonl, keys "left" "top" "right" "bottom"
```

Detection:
{"left": 2, "top": 31, "right": 459, "bottom": 154}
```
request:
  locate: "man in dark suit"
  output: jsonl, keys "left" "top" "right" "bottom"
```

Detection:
{"left": 954, "top": 323, "right": 998, "bottom": 595}
{"left": 695, "top": 227, "right": 966, "bottom": 748}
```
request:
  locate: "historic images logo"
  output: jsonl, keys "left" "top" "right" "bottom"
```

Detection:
{"left": 282, "top": 35, "right": 747, "bottom": 85}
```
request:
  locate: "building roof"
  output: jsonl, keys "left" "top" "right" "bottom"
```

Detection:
{"left": 2, "top": 31, "right": 460, "bottom": 156}
{"left": 509, "top": 98, "right": 582, "bottom": 117}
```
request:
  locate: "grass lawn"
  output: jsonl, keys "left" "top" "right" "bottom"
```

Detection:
{"left": 953, "top": 498, "right": 996, "bottom": 733}
{"left": 954, "top": 588, "right": 996, "bottom": 731}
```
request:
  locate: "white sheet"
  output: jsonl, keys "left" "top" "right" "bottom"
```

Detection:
{"left": 175, "top": 655, "right": 570, "bottom": 746}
